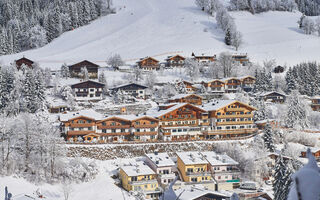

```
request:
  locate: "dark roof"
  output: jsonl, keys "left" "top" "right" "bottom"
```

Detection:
{"left": 137, "top": 57, "right": 159, "bottom": 63}
{"left": 69, "top": 60, "right": 99, "bottom": 69}
{"left": 71, "top": 80, "right": 105, "bottom": 88}
{"left": 112, "top": 83, "right": 148, "bottom": 90}
{"left": 15, "top": 57, "right": 34, "bottom": 68}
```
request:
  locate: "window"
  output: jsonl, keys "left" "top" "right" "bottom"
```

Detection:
{"left": 131, "top": 176, "right": 137, "bottom": 182}
{"left": 121, "top": 129, "right": 125, "bottom": 133}
{"left": 217, "top": 127, "right": 222, "bottom": 130}
{"left": 90, "top": 94, "right": 94, "bottom": 97}
{"left": 111, "top": 129, "right": 116, "bottom": 133}
{"left": 151, "top": 128, "right": 155, "bottom": 132}
{"left": 187, "top": 168, "right": 193, "bottom": 173}
{"left": 151, "top": 121, "right": 155, "bottom": 124}
{"left": 88, "top": 127, "right": 92, "bottom": 130}
{"left": 90, "top": 89, "right": 94, "bottom": 92}
{"left": 191, "top": 178, "right": 197, "bottom": 182}
{"left": 102, "top": 129, "right": 106, "bottom": 133}
{"left": 226, "top": 126, "right": 230, "bottom": 129}
{"left": 217, "top": 112, "right": 221, "bottom": 115}
{"left": 135, "top": 122, "right": 140, "bottom": 125}
{"left": 111, "top": 122, "right": 116, "bottom": 126}
{"left": 102, "top": 122, "right": 106, "bottom": 126}
{"left": 172, "top": 129, "right": 177, "bottom": 132}
{"left": 137, "top": 129, "right": 140, "bottom": 132}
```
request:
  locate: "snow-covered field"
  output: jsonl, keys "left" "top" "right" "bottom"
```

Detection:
{"left": 0, "top": 0, "right": 319, "bottom": 69}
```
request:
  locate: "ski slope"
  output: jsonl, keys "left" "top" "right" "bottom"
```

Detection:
{"left": 0, "top": 0, "right": 320, "bottom": 69}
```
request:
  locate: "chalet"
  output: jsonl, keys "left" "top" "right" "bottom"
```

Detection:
{"left": 48, "top": 101, "right": 70, "bottom": 113}
{"left": 96, "top": 116, "right": 132, "bottom": 142}
{"left": 205, "top": 79, "right": 225, "bottom": 94}
{"left": 168, "top": 94, "right": 203, "bottom": 105}
{"left": 111, "top": 83, "right": 148, "bottom": 99}
{"left": 221, "top": 78, "right": 241, "bottom": 93}
{"left": 232, "top": 54, "right": 249, "bottom": 66}
{"left": 301, "top": 148, "right": 320, "bottom": 160}
{"left": 177, "top": 81, "right": 198, "bottom": 94}
{"left": 59, "top": 110, "right": 103, "bottom": 142}
{"left": 71, "top": 80, "right": 105, "bottom": 101}
{"left": 15, "top": 57, "right": 34, "bottom": 70}
{"left": 130, "top": 116, "right": 159, "bottom": 142}
{"left": 239, "top": 75, "right": 256, "bottom": 92}
{"left": 310, "top": 96, "right": 320, "bottom": 111}
{"left": 201, "top": 100, "right": 257, "bottom": 139}
{"left": 68, "top": 60, "right": 99, "bottom": 78}
{"left": 255, "top": 119, "right": 280, "bottom": 129}
{"left": 145, "top": 152, "right": 176, "bottom": 186}
{"left": 148, "top": 103, "right": 209, "bottom": 141}
{"left": 260, "top": 91, "right": 286, "bottom": 103}
{"left": 137, "top": 57, "right": 160, "bottom": 70}
{"left": 176, "top": 152, "right": 215, "bottom": 190}
{"left": 202, "top": 151, "right": 240, "bottom": 191}
{"left": 119, "top": 162, "right": 162, "bottom": 199}
{"left": 165, "top": 55, "right": 185, "bottom": 68}
{"left": 191, "top": 53, "right": 216, "bottom": 65}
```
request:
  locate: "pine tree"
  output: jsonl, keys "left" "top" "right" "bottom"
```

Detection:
{"left": 61, "top": 63, "right": 70, "bottom": 79}
{"left": 273, "top": 154, "right": 287, "bottom": 200}
{"left": 225, "top": 28, "right": 231, "bottom": 45}
{"left": 21, "top": 68, "right": 37, "bottom": 113}
{"left": 33, "top": 69, "right": 45, "bottom": 111}
{"left": 284, "top": 90, "right": 308, "bottom": 129}
{"left": 280, "top": 167, "right": 292, "bottom": 200}
{"left": 263, "top": 122, "right": 275, "bottom": 152}
{"left": 285, "top": 67, "right": 297, "bottom": 94}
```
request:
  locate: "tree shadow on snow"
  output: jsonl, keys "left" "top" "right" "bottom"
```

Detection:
{"left": 180, "top": 6, "right": 208, "bottom": 16}
{"left": 200, "top": 20, "right": 225, "bottom": 43}
{"left": 288, "top": 27, "right": 306, "bottom": 35}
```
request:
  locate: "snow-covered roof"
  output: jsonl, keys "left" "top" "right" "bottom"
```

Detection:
{"left": 111, "top": 83, "right": 148, "bottom": 90}
{"left": 147, "top": 103, "right": 188, "bottom": 118}
{"left": 201, "top": 151, "right": 238, "bottom": 166}
{"left": 145, "top": 152, "right": 175, "bottom": 167}
{"left": 164, "top": 185, "right": 230, "bottom": 200}
{"left": 302, "top": 147, "right": 320, "bottom": 153}
{"left": 259, "top": 91, "right": 286, "bottom": 97}
{"left": 255, "top": 119, "right": 278, "bottom": 124}
{"left": 192, "top": 84, "right": 203, "bottom": 89}
{"left": 176, "top": 151, "right": 208, "bottom": 165}
{"left": 200, "top": 100, "right": 236, "bottom": 111}
{"left": 59, "top": 109, "right": 104, "bottom": 122}
{"left": 220, "top": 77, "right": 240, "bottom": 82}
{"left": 168, "top": 94, "right": 202, "bottom": 100}
{"left": 47, "top": 96, "right": 68, "bottom": 107}
{"left": 121, "top": 162, "right": 156, "bottom": 177}
{"left": 102, "top": 114, "right": 157, "bottom": 122}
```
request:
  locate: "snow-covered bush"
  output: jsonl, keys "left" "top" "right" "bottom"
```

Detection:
{"left": 283, "top": 131, "right": 317, "bottom": 147}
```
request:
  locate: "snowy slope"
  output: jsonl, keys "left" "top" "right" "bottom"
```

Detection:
{"left": 0, "top": 0, "right": 320, "bottom": 69}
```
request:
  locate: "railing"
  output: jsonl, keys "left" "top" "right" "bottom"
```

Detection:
{"left": 97, "top": 125, "right": 131, "bottom": 129}
{"left": 70, "top": 123, "right": 95, "bottom": 128}
{"left": 216, "top": 121, "right": 253, "bottom": 125}
{"left": 216, "top": 114, "right": 253, "bottom": 118}
{"left": 68, "top": 130, "right": 95, "bottom": 136}
{"left": 203, "top": 128, "right": 258, "bottom": 135}
{"left": 214, "top": 169, "right": 241, "bottom": 175}
{"left": 186, "top": 171, "right": 211, "bottom": 176}
{"left": 129, "top": 179, "right": 158, "bottom": 185}
{"left": 225, "top": 107, "right": 243, "bottom": 112}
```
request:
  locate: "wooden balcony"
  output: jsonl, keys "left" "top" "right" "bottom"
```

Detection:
{"left": 97, "top": 125, "right": 130, "bottom": 129}
{"left": 216, "top": 121, "right": 253, "bottom": 125}
{"left": 161, "top": 118, "right": 197, "bottom": 122}
{"left": 133, "top": 131, "right": 158, "bottom": 136}
{"left": 160, "top": 123, "right": 199, "bottom": 127}
{"left": 217, "top": 114, "right": 253, "bottom": 118}
{"left": 70, "top": 123, "right": 95, "bottom": 128}
{"left": 100, "top": 132, "right": 131, "bottom": 136}
{"left": 133, "top": 124, "right": 158, "bottom": 128}
{"left": 68, "top": 130, "right": 95, "bottom": 136}
{"left": 225, "top": 107, "right": 243, "bottom": 112}
{"left": 203, "top": 128, "right": 258, "bottom": 135}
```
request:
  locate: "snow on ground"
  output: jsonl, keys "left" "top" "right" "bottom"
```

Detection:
{"left": 0, "top": 0, "right": 319, "bottom": 69}
{"left": 0, "top": 159, "right": 136, "bottom": 200}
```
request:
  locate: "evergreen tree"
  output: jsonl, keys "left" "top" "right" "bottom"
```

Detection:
{"left": 273, "top": 154, "right": 287, "bottom": 200}
{"left": 33, "top": 69, "right": 45, "bottom": 110}
{"left": 21, "top": 68, "right": 37, "bottom": 113}
{"left": 262, "top": 122, "right": 275, "bottom": 152}
{"left": 284, "top": 90, "right": 308, "bottom": 129}
{"left": 61, "top": 63, "right": 70, "bottom": 79}
{"left": 285, "top": 67, "right": 297, "bottom": 94}
{"left": 225, "top": 28, "right": 231, "bottom": 45}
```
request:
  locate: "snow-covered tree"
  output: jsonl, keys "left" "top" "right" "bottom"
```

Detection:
{"left": 218, "top": 52, "right": 235, "bottom": 78}
{"left": 284, "top": 90, "right": 309, "bottom": 129}
{"left": 251, "top": 98, "right": 267, "bottom": 121}
{"left": 61, "top": 63, "right": 70, "bottom": 79}
{"left": 273, "top": 154, "right": 288, "bottom": 200}
{"left": 98, "top": 72, "right": 108, "bottom": 95}
{"left": 184, "top": 58, "right": 199, "bottom": 81}
{"left": 80, "top": 67, "right": 89, "bottom": 80}
{"left": 262, "top": 122, "right": 275, "bottom": 152}
{"left": 107, "top": 53, "right": 125, "bottom": 70}
{"left": 133, "top": 67, "right": 143, "bottom": 82}
{"left": 231, "top": 31, "right": 243, "bottom": 51}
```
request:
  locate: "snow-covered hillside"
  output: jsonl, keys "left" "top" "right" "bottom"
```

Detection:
{"left": 0, "top": 0, "right": 319, "bottom": 69}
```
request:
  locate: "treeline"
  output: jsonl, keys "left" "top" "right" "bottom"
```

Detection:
{"left": 229, "top": 0, "right": 320, "bottom": 16}
{"left": 298, "top": 15, "right": 320, "bottom": 36}
{"left": 0, "top": 0, "right": 114, "bottom": 55}
{"left": 286, "top": 62, "right": 320, "bottom": 96}
{"left": 195, "top": 0, "right": 243, "bottom": 50}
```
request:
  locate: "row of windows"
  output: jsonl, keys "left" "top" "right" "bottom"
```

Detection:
{"left": 163, "top": 114, "right": 195, "bottom": 119}
{"left": 216, "top": 125, "right": 252, "bottom": 130}
{"left": 72, "top": 120, "right": 92, "bottom": 124}
{"left": 70, "top": 127, "right": 92, "bottom": 131}
{"left": 216, "top": 118, "right": 252, "bottom": 122}
{"left": 217, "top": 111, "right": 251, "bottom": 115}
{"left": 172, "top": 127, "right": 200, "bottom": 133}
{"left": 101, "top": 128, "right": 156, "bottom": 133}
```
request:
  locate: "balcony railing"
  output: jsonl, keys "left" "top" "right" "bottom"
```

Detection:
{"left": 186, "top": 171, "right": 211, "bottom": 176}
{"left": 225, "top": 107, "right": 243, "bottom": 112}
{"left": 216, "top": 114, "right": 253, "bottom": 118}
{"left": 129, "top": 179, "right": 158, "bottom": 185}
{"left": 214, "top": 169, "right": 241, "bottom": 175}
{"left": 203, "top": 128, "right": 258, "bottom": 135}
{"left": 216, "top": 121, "right": 253, "bottom": 125}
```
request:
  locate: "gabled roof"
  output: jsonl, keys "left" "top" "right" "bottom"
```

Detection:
{"left": 69, "top": 60, "right": 99, "bottom": 68}
{"left": 59, "top": 109, "right": 104, "bottom": 122}
{"left": 71, "top": 80, "right": 105, "bottom": 88}
{"left": 201, "top": 151, "right": 238, "bottom": 166}
{"left": 238, "top": 75, "right": 256, "bottom": 80}
{"left": 169, "top": 94, "right": 202, "bottom": 100}
{"left": 111, "top": 83, "right": 148, "bottom": 90}
{"left": 207, "top": 79, "right": 225, "bottom": 84}
{"left": 220, "top": 77, "right": 241, "bottom": 82}
{"left": 200, "top": 100, "right": 256, "bottom": 111}
{"left": 147, "top": 103, "right": 206, "bottom": 118}
{"left": 137, "top": 57, "right": 159, "bottom": 63}
{"left": 15, "top": 57, "right": 34, "bottom": 64}
{"left": 166, "top": 54, "right": 185, "bottom": 61}
{"left": 259, "top": 91, "right": 286, "bottom": 97}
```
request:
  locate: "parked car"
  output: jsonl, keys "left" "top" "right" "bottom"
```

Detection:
{"left": 240, "top": 182, "right": 257, "bottom": 190}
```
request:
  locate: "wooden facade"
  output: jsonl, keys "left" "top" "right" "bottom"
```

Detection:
{"left": 261, "top": 92, "right": 286, "bottom": 103}
{"left": 131, "top": 116, "right": 159, "bottom": 142}
{"left": 206, "top": 80, "right": 225, "bottom": 93}
{"left": 68, "top": 60, "right": 99, "bottom": 78}
{"left": 71, "top": 80, "right": 104, "bottom": 101}
{"left": 96, "top": 117, "right": 132, "bottom": 142}
{"left": 111, "top": 83, "right": 148, "bottom": 99}
{"left": 232, "top": 54, "right": 249, "bottom": 66}
{"left": 15, "top": 57, "right": 34, "bottom": 70}
{"left": 165, "top": 55, "right": 185, "bottom": 68}
{"left": 311, "top": 97, "right": 320, "bottom": 111}
{"left": 168, "top": 94, "right": 203, "bottom": 105}
{"left": 192, "top": 53, "right": 217, "bottom": 65}
{"left": 223, "top": 78, "right": 241, "bottom": 93}
{"left": 301, "top": 149, "right": 320, "bottom": 159}
{"left": 137, "top": 57, "right": 160, "bottom": 70}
